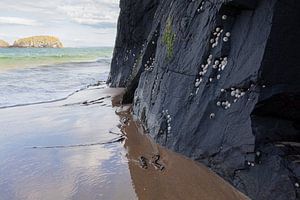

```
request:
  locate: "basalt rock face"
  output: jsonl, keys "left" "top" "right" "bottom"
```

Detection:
{"left": 109, "top": 0, "right": 300, "bottom": 199}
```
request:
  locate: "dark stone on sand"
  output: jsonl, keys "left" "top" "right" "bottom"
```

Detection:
{"left": 109, "top": 0, "right": 300, "bottom": 199}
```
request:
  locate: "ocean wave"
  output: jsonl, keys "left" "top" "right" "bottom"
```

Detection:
{"left": 0, "top": 60, "right": 110, "bottom": 109}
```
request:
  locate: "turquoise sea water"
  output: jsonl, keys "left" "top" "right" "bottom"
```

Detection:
{"left": 0, "top": 47, "right": 113, "bottom": 108}
{"left": 0, "top": 47, "right": 113, "bottom": 69}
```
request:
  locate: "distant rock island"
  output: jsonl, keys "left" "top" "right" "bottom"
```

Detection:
{"left": 0, "top": 39, "right": 9, "bottom": 48}
{"left": 12, "top": 36, "right": 63, "bottom": 48}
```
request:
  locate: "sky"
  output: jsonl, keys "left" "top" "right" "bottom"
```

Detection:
{"left": 0, "top": 0, "right": 120, "bottom": 47}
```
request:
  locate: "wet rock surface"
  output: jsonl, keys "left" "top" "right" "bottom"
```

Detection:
{"left": 109, "top": 0, "right": 300, "bottom": 199}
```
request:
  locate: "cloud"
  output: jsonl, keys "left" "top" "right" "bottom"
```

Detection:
{"left": 0, "top": 17, "right": 39, "bottom": 26}
{"left": 58, "top": 0, "right": 119, "bottom": 27}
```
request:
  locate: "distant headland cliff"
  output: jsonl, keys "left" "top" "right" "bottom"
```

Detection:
{"left": 0, "top": 36, "right": 63, "bottom": 48}
{"left": 13, "top": 36, "right": 63, "bottom": 48}
{"left": 0, "top": 39, "right": 9, "bottom": 48}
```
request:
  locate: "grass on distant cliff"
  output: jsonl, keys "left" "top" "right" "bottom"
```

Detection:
{"left": 163, "top": 17, "right": 175, "bottom": 60}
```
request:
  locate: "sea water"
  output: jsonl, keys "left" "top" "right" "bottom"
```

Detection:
{"left": 0, "top": 47, "right": 112, "bottom": 108}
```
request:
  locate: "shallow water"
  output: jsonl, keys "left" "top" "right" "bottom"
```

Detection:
{"left": 0, "top": 47, "right": 113, "bottom": 69}
{"left": 0, "top": 61, "right": 110, "bottom": 108}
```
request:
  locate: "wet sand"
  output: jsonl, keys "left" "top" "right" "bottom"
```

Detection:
{"left": 0, "top": 86, "right": 249, "bottom": 200}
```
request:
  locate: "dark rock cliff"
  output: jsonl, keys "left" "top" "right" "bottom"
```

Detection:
{"left": 108, "top": 0, "right": 300, "bottom": 199}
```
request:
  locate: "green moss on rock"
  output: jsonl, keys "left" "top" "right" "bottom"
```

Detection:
{"left": 163, "top": 17, "right": 175, "bottom": 60}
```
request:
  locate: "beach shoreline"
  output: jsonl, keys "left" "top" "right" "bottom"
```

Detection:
{"left": 0, "top": 86, "right": 248, "bottom": 199}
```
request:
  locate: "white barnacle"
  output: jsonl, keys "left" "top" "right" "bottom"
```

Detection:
{"left": 209, "top": 113, "right": 215, "bottom": 119}
{"left": 167, "top": 115, "right": 171, "bottom": 119}
{"left": 234, "top": 99, "right": 237, "bottom": 103}
{"left": 208, "top": 54, "right": 213, "bottom": 59}
{"left": 223, "top": 37, "right": 229, "bottom": 42}
{"left": 295, "top": 183, "right": 299, "bottom": 188}
{"left": 195, "top": 81, "right": 200, "bottom": 87}
{"left": 209, "top": 78, "right": 213, "bottom": 82}
{"left": 251, "top": 163, "right": 255, "bottom": 167}
{"left": 241, "top": 92, "right": 245, "bottom": 96}
{"left": 225, "top": 32, "right": 231, "bottom": 37}
{"left": 221, "top": 88, "right": 225, "bottom": 92}
{"left": 216, "top": 27, "right": 221, "bottom": 32}
{"left": 217, "top": 74, "right": 221, "bottom": 79}
{"left": 222, "top": 15, "right": 227, "bottom": 20}
{"left": 210, "top": 39, "right": 215, "bottom": 43}
{"left": 221, "top": 60, "right": 227, "bottom": 66}
{"left": 217, "top": 101, "right": 221, "bottom": 106}
{"left": 214, "top": 60, "right": 220, "bottom": 65}
{"left": 167, "top": 127, "right": 171, "bottom": 131}
{"left": 231, "top": 91, "right": 236, "bottom": 97}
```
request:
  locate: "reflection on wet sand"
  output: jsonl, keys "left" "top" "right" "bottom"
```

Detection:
{"left": 0, "top": 87, "right": 137, "bottom": 200}
{"left": 115, "top": 103, "right": 249, "bottom": 200}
